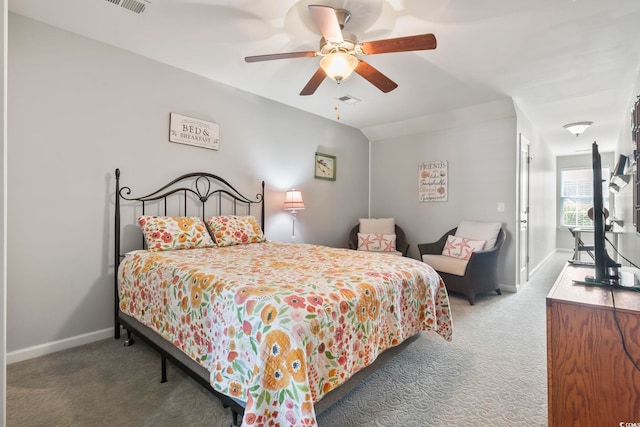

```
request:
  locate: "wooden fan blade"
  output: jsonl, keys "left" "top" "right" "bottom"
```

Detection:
{"left": 245, "top": 51, "right": 317, "bottom": 63}
{"left": 308, "top": 5, "right": 343, "bottom": 44}
{"left": 360, "top": 34, "right": 437, "bottom": 55}
{"left": 300, "top": 68, "right": 327, "bottom": 96}
{"left": 354, "top": 60, "right": 398, "bottom": 93}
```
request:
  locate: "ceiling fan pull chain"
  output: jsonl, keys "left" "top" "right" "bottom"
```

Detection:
{"left": 333, "top": 79, "right": 341, "bottom": 120}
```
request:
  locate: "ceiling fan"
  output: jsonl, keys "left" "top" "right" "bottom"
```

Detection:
{"left": 244, "top": 5, "right": 437, "bottom": 96}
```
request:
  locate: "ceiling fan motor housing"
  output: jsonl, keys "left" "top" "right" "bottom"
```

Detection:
{"left": 319, "top": 32, "right": 359, "bottom": 55}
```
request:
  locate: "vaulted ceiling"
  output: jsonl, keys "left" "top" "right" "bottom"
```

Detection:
{"left": 9, "top": 0, "right": 640, "bottom": 155}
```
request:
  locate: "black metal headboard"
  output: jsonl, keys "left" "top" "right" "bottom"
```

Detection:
{"left": 113, "top": 168, "right": 265, "bottom": 336}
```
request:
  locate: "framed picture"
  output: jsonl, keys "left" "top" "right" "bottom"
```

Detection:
{"left": 418, "top": 160, "right": 448, "bottom": 202}
{"left": 315, "top": 152, "right": 336, "bottom": 181}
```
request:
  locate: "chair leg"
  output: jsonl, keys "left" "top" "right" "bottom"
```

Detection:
{"left": 467, "top": 293, "right": 475, "bottom": 305}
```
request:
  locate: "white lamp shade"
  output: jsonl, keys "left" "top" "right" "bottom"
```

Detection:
{"left": 610, "top": 174, "right": 630, "bottom": 191}
{"left": 563, "top": 121, "right": 593, "bottom": 137}
{"left": 284, "top": 190, "right": 304, "bottom": 211}
{"left": 320, "top": 52, "right": 358, "bottom": 82}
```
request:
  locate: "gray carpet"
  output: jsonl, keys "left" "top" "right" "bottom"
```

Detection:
{"left": 7, "top": 253, "right": 568, "bottom": 427}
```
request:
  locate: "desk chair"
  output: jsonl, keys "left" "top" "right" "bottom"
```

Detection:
{"left": 569, "top": 227, "right": 594, "bottom": 264}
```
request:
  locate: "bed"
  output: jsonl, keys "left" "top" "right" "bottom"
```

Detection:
{"left": 114, "top": 169, "right": 452, "bottom": 426}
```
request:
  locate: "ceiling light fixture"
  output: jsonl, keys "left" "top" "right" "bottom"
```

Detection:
{"left": 320, "top": 51, "right": 358, "bottom": 83}
{"left": 563, "top": 121, "right": 594, "bottom": 137}
{"left": 610, "top": 174, "right": 630, "bottom": 193}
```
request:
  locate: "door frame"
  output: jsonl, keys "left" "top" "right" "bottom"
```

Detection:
{"left": 517, "top": 133, "right": 530, "bottom": 285}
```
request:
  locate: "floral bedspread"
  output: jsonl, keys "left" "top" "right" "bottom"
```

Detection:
{"left": 118, "top": 242, "right": 452, "bottom": 426}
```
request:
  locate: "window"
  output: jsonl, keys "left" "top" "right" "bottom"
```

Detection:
{"left": 560, "top": 167, "right": 609, "bottom": 228}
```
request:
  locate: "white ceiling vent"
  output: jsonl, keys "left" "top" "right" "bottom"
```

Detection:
{"left": 338, "top": 95, "right": 361, "bottom": 104}
{"left": 105, "top": 0, "right": 149, "bottom": 14}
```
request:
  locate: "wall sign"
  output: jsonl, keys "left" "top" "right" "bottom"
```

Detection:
{"left": 169, "top": 113, "right": 219, "bottom": 150}
{"left": 419, "top": 160, "right": 448, "bottom": 202}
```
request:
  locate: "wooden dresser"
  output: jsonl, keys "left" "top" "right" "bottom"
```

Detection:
{"left": 546, "top": 264, "right": 640, "bottom": 427}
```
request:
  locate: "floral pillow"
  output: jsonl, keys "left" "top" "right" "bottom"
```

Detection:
{"left": 137, "top": 216, "right": 215, "bottom": 252}
{"left": 357, "top": 233, "right": 397, "bottom": 252}
{"left": 206, "top": 215, "right": 266, "bottom": 247}
{"left": 441, "top": 235, "right": 486, "bottom": 260}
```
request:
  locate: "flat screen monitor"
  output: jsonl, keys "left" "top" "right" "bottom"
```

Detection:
{"left": 590, "top": 141, "right": 620, "bottom": 285}
{"left": 613, "top": 154, "right": 628, "bottom": 176}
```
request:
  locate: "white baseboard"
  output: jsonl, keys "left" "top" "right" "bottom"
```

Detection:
{"left": 555, "top": 248, "right": 573, "bottom": 253}
{"left": 499, "top": 283, "right": 518, "bottom": 293}
{"left": 7, "top": 327, "right": 112, "bottom": 364}
{"left": 529, "top": 249, "right": 569, "bottom": 278}
{"left": 505, "top": 249, "right": 570, "bottom": 291}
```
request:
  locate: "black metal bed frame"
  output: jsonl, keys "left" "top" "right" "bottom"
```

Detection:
{"left": 113, "top": 168, "right": 264, "bottom": 426}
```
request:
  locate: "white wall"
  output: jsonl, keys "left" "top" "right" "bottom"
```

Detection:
{"left": 368, "top": 100, "right": 518, "bottom": 286}
{"left": 7, "top": 14, "right": 370, "bottom": 358}
{"left": 1, "top": 0, "right": 6, "bottom": 424}
{"left": 527, "top": 139, "right": 557, "bottom": 270}
{"left": 613, "top": 71, "right": 640, "bottom": 266}
{"left": 515, "top": 105, "right": 558, "bottom": 275}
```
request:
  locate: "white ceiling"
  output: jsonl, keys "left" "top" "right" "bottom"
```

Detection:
{"left": 9, "top": 0, "right": 640, "bottom": 155}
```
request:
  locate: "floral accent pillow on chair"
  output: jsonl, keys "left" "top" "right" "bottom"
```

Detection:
{"left": 357, "top": 233, "right": 397, "bottom": 252}
{"left": 441, "top": 235, "right": 486, "bottom": 260}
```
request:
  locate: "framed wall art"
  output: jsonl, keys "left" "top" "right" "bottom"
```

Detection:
{"left": 315, "top": 152, "right": 336, "bottom": 181}
{"left": 418, "top": 160, "right": 448, "bottom": 202}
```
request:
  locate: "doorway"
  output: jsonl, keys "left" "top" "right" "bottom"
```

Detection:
{"left": 518, "top": 134, "right": 530, "bottom": 284}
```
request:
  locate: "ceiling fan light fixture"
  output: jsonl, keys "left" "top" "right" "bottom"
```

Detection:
{"left": 320, "top": 52, "right": 358, "bottom": 83}
{"left": 563, "top": 121, "right": 593, "bottom": 137}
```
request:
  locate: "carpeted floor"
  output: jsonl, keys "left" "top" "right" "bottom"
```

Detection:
{"left": 7, "top": 252, "right": 568, "bottom": 427}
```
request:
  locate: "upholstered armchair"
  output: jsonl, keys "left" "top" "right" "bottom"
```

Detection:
{"left": 418, "top": 221, "right": 505, "bottom": 305}
{"left": 348, "top": 218, "right": 410, "bottom": 257}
